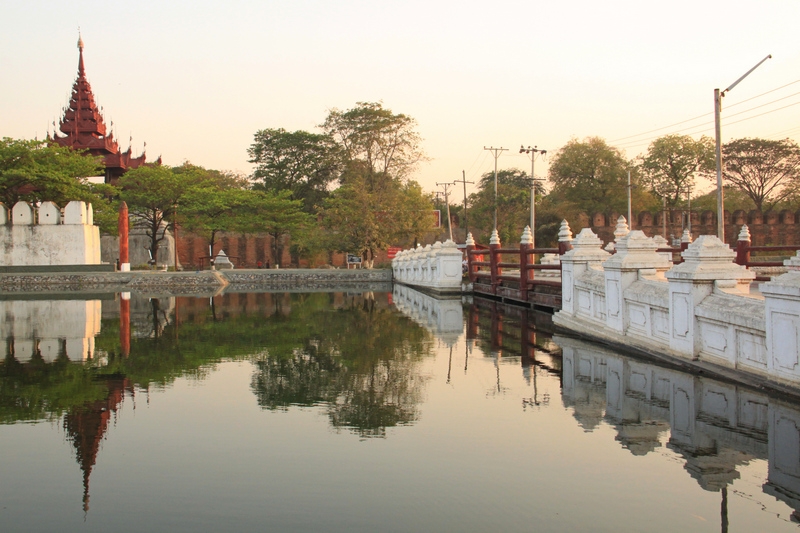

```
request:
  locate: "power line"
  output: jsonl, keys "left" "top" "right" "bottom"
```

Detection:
{"left": 726, "top": 78, "right": 800, "bottom": 108}
{"left": 610, "top": 78, "right": 800, "bottom": 147}
{"left": 724, "top": 99, "right": 800, "bottom": 127}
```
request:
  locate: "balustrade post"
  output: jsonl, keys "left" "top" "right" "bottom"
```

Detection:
{"left": 736, "top": 224, "right": 751, "bottom": 266}
{"left": 680, "top": 228, "right": 692, "bottom": 253}
{"left": 520, "top": 226, "right": 533, "bottom": 301}
{"left": 557, "top": 220, "right": 574, "bottom": 273}
{"left": 489, "top": 229, "right": 501, "bottom": 294}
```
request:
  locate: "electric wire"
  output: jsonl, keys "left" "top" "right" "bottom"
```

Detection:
{"left": 610, "top": 78, "right": 800, "bottom": 149}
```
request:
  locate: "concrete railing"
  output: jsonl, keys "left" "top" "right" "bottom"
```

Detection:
{"left": 392, "top": 239, "right": 463, "bottom": 294}
{"left": 555, "top": 220, "right": 800, "bottom": 390}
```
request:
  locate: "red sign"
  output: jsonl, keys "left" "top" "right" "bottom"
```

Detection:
{"left": 433, "top": 210, "right": 441, "bottom": 228}
{"left": 387, "top": 247, "right": 402, "bottom": 259}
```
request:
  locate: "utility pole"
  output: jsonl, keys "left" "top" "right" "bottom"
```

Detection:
{"left": 714, "top": 54, "right": 771, "bottom": 241}
{"left": 627, "top": 169, "right": 632, "bottom": 228}
{"left": 484, "top": 146, "right": 507, "bottom": 230}
{"left": 520, "top": 145, "right": 546, "bottom": 247}
{"left": 437, "top": 181, "right": 456, "bottom": 241}
{"left": 453, "top": 170, "right": 474, "bottom": 240}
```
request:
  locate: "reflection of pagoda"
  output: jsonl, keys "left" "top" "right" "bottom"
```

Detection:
{"left": 52, "top": 36, "right": 154, "bottom": 184}
{"left": 63, "top": 376, "right": 133, "bottom": 513}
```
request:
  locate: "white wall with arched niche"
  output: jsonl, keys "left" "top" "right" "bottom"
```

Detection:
{"left": 0, "top": 200, "right": 102, "bottom": 266}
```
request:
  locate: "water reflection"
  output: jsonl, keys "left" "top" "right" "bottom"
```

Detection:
{"left": 250, "top": 291, "right": 434, "bottom": 437}
{"left": 557, "top": 332, "right": 800, "bottom": 525}
{"left": 2, "top": 289, "right": 800, "bottom": 530}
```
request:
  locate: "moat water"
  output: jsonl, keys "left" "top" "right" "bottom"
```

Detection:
{"left": 1, "top": 287, "right": 799, "bottom": 532}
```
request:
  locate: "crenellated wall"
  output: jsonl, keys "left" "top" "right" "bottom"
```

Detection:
{"left": 555, "top": 222, "right": 800, "bottom": 390}
{"left": 0, "top": 201, "right": 102, "bottom": 266}
{"left": 589, "top": 208, "right": 800, "bottom": 247}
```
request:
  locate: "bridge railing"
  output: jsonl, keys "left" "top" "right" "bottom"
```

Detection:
{"left": 465, "top": 223, "right": 574, "bottom": 303}
{"left": 735, "top": 224, "right": 800, "bottom": 279}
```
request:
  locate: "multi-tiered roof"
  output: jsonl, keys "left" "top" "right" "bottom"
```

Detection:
{"left": 53, "top": 36, "right": 151, "bottom": 183}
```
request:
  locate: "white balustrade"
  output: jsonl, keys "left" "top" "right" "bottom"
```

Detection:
{"left": 392, "top": 239, "right": 463, "bottom": 294}
{"left": 556, "top": 223, "right": 800, "bottom": 389}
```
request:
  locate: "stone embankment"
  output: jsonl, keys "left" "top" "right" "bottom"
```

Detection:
{"left": 0, "top": 269, "right": 393, "bottom": 296}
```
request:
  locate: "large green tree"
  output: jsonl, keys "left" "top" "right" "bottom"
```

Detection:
{"left": 639, "top": 134, "right": 714, "bottom": 207}
{"left": 239, "top": 190, "right": 311, "bottom": 266}
{"left": 722, "top": 138, "right": 800, "bottom": 213}
{"left": 118, "top": 165, "right": 195, "bottom": 262}
{"left": 0, "top": 138, "right": 101, "bottom": 206}
{"left": 321, "top": 101, "right": 426, "bottom": 187}
{"left": 468, "top": 168, "right": 544, "bottom": 244}
{"left": 0, "top": 137, "right": 123, "bottom": 233}
{"left": 248, "top": 128, "right": 341, "bottom": 214}
{"left": 548, "top": 137, "right": 630, "bottom": 216}
{"left": 322, "top": 171, "right": 432, "bottom": 268}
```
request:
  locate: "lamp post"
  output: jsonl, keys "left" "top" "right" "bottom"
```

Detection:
{"left": 714, "top": 54, "right": 771, "bottom": 241}
{"left": 520, "top": 145, "right": 546, "bottom": 247}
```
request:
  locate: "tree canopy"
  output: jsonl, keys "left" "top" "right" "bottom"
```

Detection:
{"left": 468, "top": 168, "right": 544, "bottom": 245}
{"left": 640, "top": 134, "right": 714, "bottom": 207}
{"left": 0, "top": 137, "right": 101, "bottom": 206}
{"left": 248, "top": 128, "right": 341, "bottom": 214}
{"left": 320, "top": 101, "right": 426, "bottom": 187}
{"left": 722, "top": 137, "right": 800, "bottom": 212}
{"left": 548, "top": 137, "right": 631, "bottom": 216}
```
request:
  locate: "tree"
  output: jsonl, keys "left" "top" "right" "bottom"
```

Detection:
{"left": 248, "top": 128, "right": 341, "bottom": 214}
{"left": 468, "top": 168, "right": 544, "bottom": 244}
{"left": 321, "top": 101, "right": 426, "bottom": 188}
{"left": 322, "top": 170, "right": 432, "bottom": 268}
{"left": 118, "top": 165, "right": 194, "bottom": 262}
{"left": 179, "top": 187, "right": 251, "bottom": 258}
{"left": 0, "top": 137, "right": 101, "bottom": 207}
{"left": 548, "top": 137, "right": 630, "bottom": 216}
{"left": 239, "top": 190, "right": 311, "bottom": 267}
{"left": 640, "top": 134, "right": 714, "bottom": 207}
{"left": 722, "top": 138, "right": 800, "bottom": 212}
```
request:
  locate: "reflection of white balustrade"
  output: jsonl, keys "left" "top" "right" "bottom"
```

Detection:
{"left": 392, "top": 239, "right": 463, "bottom": 294}
{"left": 556, "top": 227, "right": 800, "bottom": 389}
{"left": 392, "top": 284, "right": 463, "bottom": 345}
{"left": 556, "top": 335, "right": 800, "bottom": 507}
{"left": 0, "top": 300, "right": 101, "bottom": 362}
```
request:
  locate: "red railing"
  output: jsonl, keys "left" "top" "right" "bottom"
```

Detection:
{"left": 466, "top": 239, "right": 572, "bottom": 304}
{"left": 736, "top": 239, "right": 800, "bottom": 280}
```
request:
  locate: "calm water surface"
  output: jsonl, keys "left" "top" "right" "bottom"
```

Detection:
{"left": 1, "top": 288, "right": 798, "bottom": 532}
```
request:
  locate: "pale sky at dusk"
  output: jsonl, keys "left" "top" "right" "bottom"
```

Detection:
{"left": 2, "top": 1, "right": 799, "bottom": 198}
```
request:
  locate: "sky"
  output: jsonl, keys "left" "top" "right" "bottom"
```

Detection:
{"left": 2, "top": 0, "right": 800, "bottom": 200}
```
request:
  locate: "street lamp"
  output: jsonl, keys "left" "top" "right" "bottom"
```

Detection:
{"left": 714, "top": 54, "right": 771, "bottom": 241}
{"left": 520, "top": 145, "right": 546, "bottom": 248}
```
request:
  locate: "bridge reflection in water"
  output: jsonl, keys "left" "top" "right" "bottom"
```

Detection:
{"left": 396, "top": 286, "right": 800, "bottom": 526}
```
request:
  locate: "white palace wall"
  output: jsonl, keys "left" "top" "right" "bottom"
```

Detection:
{"left": 0, "top": 201, "right": 101, "bottom": 266}
{"left": 555, "top": 222, "right": 800, "bottom": 390}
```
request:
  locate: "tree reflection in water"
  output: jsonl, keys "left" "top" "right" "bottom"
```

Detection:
{"left": 251, "top": 292, "right": 433, "bottom": 438}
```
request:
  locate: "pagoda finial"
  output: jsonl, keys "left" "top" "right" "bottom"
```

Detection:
{"left": 77, "top": 30, "right": 85, "bottom": 75}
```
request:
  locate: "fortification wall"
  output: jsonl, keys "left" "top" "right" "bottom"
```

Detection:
{"left": 0, "top": 201, "right": 102, "bottom": 266}
{"left": 589, "top": 209, "right": 800, "bottom": 247}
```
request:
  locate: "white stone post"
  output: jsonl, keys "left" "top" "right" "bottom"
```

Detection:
{"left": 559, "top": 228, "right": 610, "bottom": 315}
{"left": 665, "top": 236, "right": 754, "bottom": 359}
{"left": 761, "top": 252, "right": 800, "bottom": 383}
{"left": 602, "top": 231, "right": 671, "bottom": 334}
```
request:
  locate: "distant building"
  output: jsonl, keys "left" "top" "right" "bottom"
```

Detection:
{"left": 51, "top": 35, "right": 156, "bottom": 183}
